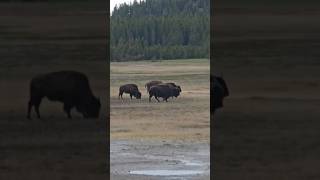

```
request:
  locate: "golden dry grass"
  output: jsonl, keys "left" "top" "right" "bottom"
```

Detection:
{"left": 110, "top": 59, "right": 210, "bottom": 142}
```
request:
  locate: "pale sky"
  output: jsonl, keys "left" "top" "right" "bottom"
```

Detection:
{"left": 110, "top": 0, "right": 133, "bottom": 13}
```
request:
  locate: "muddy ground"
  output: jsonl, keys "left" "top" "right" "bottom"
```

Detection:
{"left": 0, "top": 2, "right": 108, "bottom": 180}
{"left": 111, "top": 140, "right": 209, "bottom": 180}
{"left": 212, "top": 3, "right": 320, "bottom": 180}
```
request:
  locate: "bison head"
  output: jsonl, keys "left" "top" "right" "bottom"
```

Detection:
{"left": 212, "top": 75, "right": 229, "bottom": 113}
{"left": 172, "top": 87, "right": 181, "bottom": 98}
{"left": 134, "top": 91, "right": 141, "bottom": 99}
{"left": 77, "top": 97, "right": 101, "bottom": 118}
{"left": 177, "top": 85, "right": 182, "bottom": 92}
{"left": 213, "top": 76, "right": 229, "bottom": 97}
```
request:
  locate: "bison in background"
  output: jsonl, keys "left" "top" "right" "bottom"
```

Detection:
{"left": 119, "top": 84, "right": 142, "bottom": 99}
{"left": 212, "top": 75, "right": 229, "bottom": 115}
{"left": 149, "top": 84, "right": 180, "bottom": 102}
{"left": 145, "top": 80, "right": 162, "bottom": 92}
{"left": 27, "top": 71, "right": 101, "bottom": 119}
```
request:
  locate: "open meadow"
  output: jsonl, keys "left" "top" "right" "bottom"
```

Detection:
{"left": 213, "top": 3, "right": 320, "bottom": 180}
{"left": 110, "top": 59, "right": 210, "bottom": 179}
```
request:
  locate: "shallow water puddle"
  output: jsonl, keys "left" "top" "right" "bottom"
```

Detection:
{"left": 129, "top": 170, "right": 204, "bottom": 176}
{"left": 180, "top": 159, "right": 203, "bottom": 166}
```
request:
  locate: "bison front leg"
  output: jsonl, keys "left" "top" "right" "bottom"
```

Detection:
{"left": 155, "top": 96, "right": 160, "bottom": 102}
{"left": 63, "top": 103, "right": 72, "bottom": 119}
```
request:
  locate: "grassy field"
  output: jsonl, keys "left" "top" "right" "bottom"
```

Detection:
{"left": 0, "top": 3, "right": 108, "bottom": 179}
{"left": 110, "top": 59, "right": 210, "bottom": 179}
{"left": 110, "top": 59, "right": 210, "bottom": 141}
{"left": 212, "top": 4, "right": 320, "bottom": 180}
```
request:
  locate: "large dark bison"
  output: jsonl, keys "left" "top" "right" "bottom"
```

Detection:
{"left": 158, "top": 82, "right": 182, "bottom": 99}
{"left": 119, "top": 84, "right": 142, "bottom": 99}
{"left": 145, "top": 80, "right": 162, "bottom": 92}
{"left": 211, "top": 75, "right": 229, "bottom": 115}
{"left": 27, "top": 71, "right": 101, "bottom": 119}
{"left": 149, "top": 84, "right": 180, "bottom": 102}
{"left": 163, "top": 82, "right": 182, "bottom": 93}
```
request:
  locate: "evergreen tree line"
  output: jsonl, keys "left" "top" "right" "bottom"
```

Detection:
{"left": 111, "top": 0, "right": 210, "bottom": 61}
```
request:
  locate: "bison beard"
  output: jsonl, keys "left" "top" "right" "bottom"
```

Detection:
{"left": 27, "top": 71, "right": 101, "bottom": 119}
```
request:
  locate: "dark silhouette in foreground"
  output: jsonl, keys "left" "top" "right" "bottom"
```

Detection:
{"left": 27, "top": 71, "right": 101, "bottom": 119}
{"left": 149, "top": 84, "right": 181, "bottom": 102}
{"left": 211, "top": 75, "right": 229, "bottom": 115}
{"left": 119, "top": 84, "right": 142, "bottom": 99}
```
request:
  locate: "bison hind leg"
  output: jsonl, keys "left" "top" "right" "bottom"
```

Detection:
{"left": 149, "top": 94, "right": 153, "bottom": 102}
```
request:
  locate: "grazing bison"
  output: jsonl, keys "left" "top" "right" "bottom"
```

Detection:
{"left": 211, "top": 75, "right": 229, "bottom": 115}
{"left": 149, "top": 84, "right": 180, "bottom": 102}
{"left": 145, "top": 80, "right": 162, "bottom": 92}
{"left": 27, "top": 71, "right": 101, "bottom": 119}
{"left": 119, "top": 84, "right": 141, "bottom": 99}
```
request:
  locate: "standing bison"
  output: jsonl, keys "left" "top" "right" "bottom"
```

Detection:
{"left": 27, "top": 71, "right": 101, "bottom": 119}
{"left": 163, "top": 82, "right": 182, "bottom": 93}
{"left": 149, "top": 84, "right": 180, "bottom": 102}
{"left": 212, "top": 75, "right": 229, "bottom": 115}
{"left": 119, "top": 84, "right": 142, "bottom": 99}
{"left": 145, "top": 80, "right": 162, "bottom": 92}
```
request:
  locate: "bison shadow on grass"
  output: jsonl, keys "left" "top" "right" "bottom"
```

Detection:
{"left": 27, "top": 71, "right": 101, "bottom": 119}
